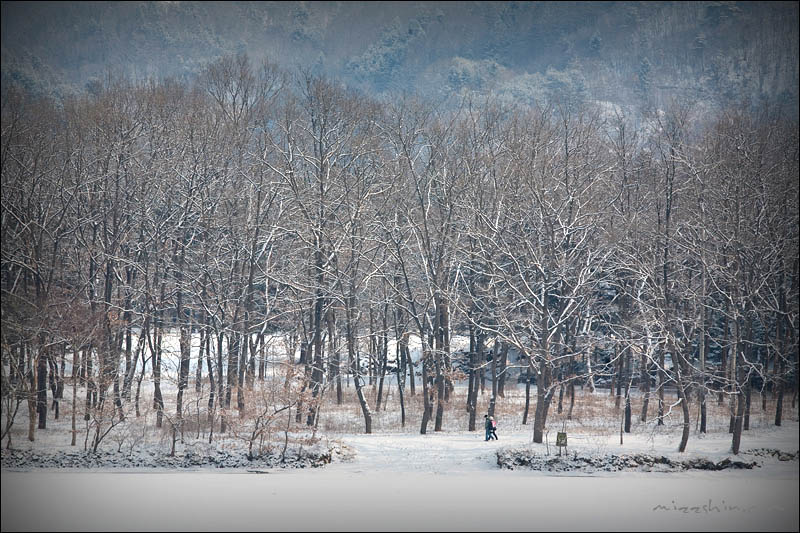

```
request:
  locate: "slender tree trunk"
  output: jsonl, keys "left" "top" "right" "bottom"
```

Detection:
{"left": 533, "top": 355, "right": 552, "bottom": 443}
{"left": 376, "top": 302, "right": 388, "bottom": 411}
{"left": 640, "top": 348, "right": 650, "bottom": 422}
{"left": 744, "top": 376, "right": 752, "bottom": 431}
{"left": 28, "top": 344, "right": 36, "bottom": 441}
{"left": 37, "top": 344, "right": 48, "bottom": 430}
{"left": 196, "top": 325, "right": 205, "bottom": 393}
{"left": 497, "top": 342, "right": 509, "bottom": 398}
{"left": 175, "top": 261, "right": 191, "bottom": 437}
{"left": 84, "top": 344, "right": 94, "bottom": 421}
{"left": 720, "top": 309, "right": 730, "bottom": 405}
{"left": 406, "top": 344, "right": 415, "bottom": 396}
{"left": 225, "top": 332, "right": 239, "bottom": 430}
{"left": 216, "top": 331, "right": 225, "bottom": 431}
{"left": 467, "top": 327, "right": 478, "bottom": 431}
{"left": 467, "top": 325, "right": 475, "bottom": 414}
{"left": 206, "top": 324, "right": 216, "bottom": 427}
{"left": 238, "top": 328, "right": 247, "bottom": 416}
{"left": 153, "top": 321, "right": 164, "bottom": 429}
{"left": 522, "top": 364, "right": 531, "bottom": 425}
{"left": 624, "top": 350, "right": 632, "bottom": 433}
{"left": 395, "top": 337, "right": 406, "bottom": 428}
{"left": 306, "top": 250, "right": 325, "bottom": 426}
{"left": 348, "top": 293, "right": 371, "bottom": 433}
{"left": 420, "top": 338, "right": 432, "bottom": 434}
{"left": 732, "top": 310, "right": 745, "bottom": 452}
{"left": 489, "top": 340, "right": 498, "bottom": 417}
{"left": 699, "top": 299, "right": 708, "bottom": 433}
{"left": 775, "top": 292, "right": 787, "bottom": 425}
{"left": 48, "top": 352, "right": 59, "bottom": 420}
{"left": 775, "top": 357, "right": 785, "bottom": 426}
{"left": 328, "top": 309, "right": 342, "bottom": 405}
{"left": 614, "top": 345, "right": 622, "bottom": 410}
{"left": 134, "top": 331, "right": 147, "bottom": 418}
{"left": 71, "top": 347, "right": 78, "bottom": 446}
{"left": 762, "top": 346, "right": 769, "bottom": 412}
{"left": 657, "top": 346, "right": 665, "bottom": 426}
{"left": 675, "top": 349, "right": 691, "bottom": 452}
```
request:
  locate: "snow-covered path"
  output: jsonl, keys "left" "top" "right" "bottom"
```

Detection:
{"left": 2, "top": 427, "right": 798, "bottom": 531}
{"left": 327, "top": 430, "right": 513, "bottom": 474}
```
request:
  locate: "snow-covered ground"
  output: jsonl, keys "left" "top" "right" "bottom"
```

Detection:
{"left": 3, "top": 422, "right": 797, "bottom": 531}
{"left": 3, "top": 329, "right": 797, "bottom": 530}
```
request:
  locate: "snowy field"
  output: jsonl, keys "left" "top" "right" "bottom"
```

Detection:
{"left": 2, "top": 330, "right": 798, "bottom": 531}
{"left": 2, "top": 422, "right": 798, "bottom": 531}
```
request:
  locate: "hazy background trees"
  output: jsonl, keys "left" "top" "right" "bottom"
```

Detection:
{"left": 2, "top": 2, "right": 798, "bottom": 119}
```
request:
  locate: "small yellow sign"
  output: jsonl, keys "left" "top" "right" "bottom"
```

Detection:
{"left": 556, "top": 432, "right": 567, "bottom": 447}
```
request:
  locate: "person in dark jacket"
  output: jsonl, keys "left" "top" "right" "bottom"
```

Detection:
{"left": 484, "top": 414, "right": 492, "bottom": 441}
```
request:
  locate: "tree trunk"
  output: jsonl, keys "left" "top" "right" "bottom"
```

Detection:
{"left": 327, "top": 309, "right": 342, "bottom": 405}
{"left": 467, "top": 325, "right": 475, "bottom": 414}
{"left": 47, "top": 354, "right": 59, "bottom": 420}
{"left": 744, "top": 377, "right": 752, "bottom": 431}
{"left": 420, "top": 339, "right": 432, "bottom": 435}
{"left": 37, "top": 345, "right": 48, "bottom": 430}
{"left": 522, "top": 364, "right": 531, "bottom": 425}
{"left": 699, "top": 302, "right": 708, "bottom": 433}
{"left": 497, "top": 342, "right": 509, "bottom": 398}
{"left": 675, "top": 350, "right": 691, "bottom": 452}
{"left": 71, "top": 346, "right": 78, "bottom": 446}
{"left": 433, "top": 296, "right": 448, "bottom": 431}
{"left": 614, "top": 345, "right": 622, "bottom": 410}
{"left": 719, "top": 308, "right": 730, "bottom": 405}
{"left": 489, "top": 340, "right": 498, "bottom": 417}
{"left": 153, "top": 322, "right": 164, "bottom": 429}
{"left": 775, "top": 298, "right": 787, "bottom": 426}
{"left": 640, "top": 349, "right": 650, "bottom": 422}
{"left": 775, "top": 361, "right": 784, "bottom": 427}
{"left": 406, "top": 344, "right": 415, "bottom": 397}
{"left": 238, "top": 329, "right": 247, "bottom": 416}
{"left": 84, "top": 344, "right": 94, "bottom": 421}
{"left": 225, "top": 332, "right": 239, "bottom": 430}
{"left": 306, "top": 263, "right": 325, "bottom": 426}
{"left": 206, "top": 325, "right": 216, "bottom": 427}
{"left": 376, "top": 303, "right": 389, "bottom": 411}
{"left": 347, "top": 293, "right": 371, "bottom": 433}
{"left": 176, "top": 271, "right": 191, "bottom": 437}
{"left": 396, "top": 347, "right": 406, "bottom": 428}
{"left": 624, "top": 353, "right": 632, "bottom": 433}
{"left": 216, "top": 331, "right": 225, "bottom": 430}
{"left": 196, "top": 325, "right": 205, "bottom": 393}
{"left": 27, "top": 345, "right": 36, "bottom": 441}
{"left": 657, "top": 347, "right": 665, "bottom": 426}
{"left": 467, "top": 328, "right": 479, "bottom": 431}
{"left": 533, "top": 361, "right": 550, "bottom": 443}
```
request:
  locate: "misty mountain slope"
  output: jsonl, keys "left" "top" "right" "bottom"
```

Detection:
{"left": 2, "top": 1, "right": 798, "bottom": 114}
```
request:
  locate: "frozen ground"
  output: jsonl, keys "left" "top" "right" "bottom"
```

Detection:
{"left": 3, "top": 327, "right": 797, "bottom": 530}
{"left": 2, "top": 422, "right": 798, "bottom": 531}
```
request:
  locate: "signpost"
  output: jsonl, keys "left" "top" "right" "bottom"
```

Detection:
{"left": 556, "top": 432, "right": 567, "bottom": 456}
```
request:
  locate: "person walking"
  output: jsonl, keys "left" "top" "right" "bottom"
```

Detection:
{"left": 484, "top": 414, "right": 492, "bottom": 441}
{"left": 489, "top": 416, "right": 498, "bottom": 440}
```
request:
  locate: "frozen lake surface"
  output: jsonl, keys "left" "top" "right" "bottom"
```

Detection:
{"left": 2, "top": 425, "right": 798, "bottom": 531}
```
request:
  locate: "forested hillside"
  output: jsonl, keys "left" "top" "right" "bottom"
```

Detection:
{"left": 2, "top": 1, "right": 798, "bottom": 115}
